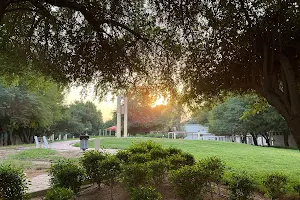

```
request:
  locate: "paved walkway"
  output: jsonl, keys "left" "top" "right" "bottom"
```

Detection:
{"left": 50, "top": 139, "right": 118, "bottom": 154}
{"left": 29, "top": 174, "right": 50, "bottom": 194}
{"left": 28, "top": 139, "right": 118, "bottom": 195}
{"left": 50, "top": 140, "right": 80, "bottom": 151}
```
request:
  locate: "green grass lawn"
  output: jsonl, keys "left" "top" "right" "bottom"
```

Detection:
{"left": 9, "top": 148, "right": 59, "bottom": 160}
{"left": 79, "top": 137, "right": 300, "bottom": 185}
{"left": 0, "top": 148, "right": 60, "bottom": 170}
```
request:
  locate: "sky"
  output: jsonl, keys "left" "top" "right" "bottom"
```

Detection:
{"left": 64, "top": 86, "right": 116, "bottom": 122}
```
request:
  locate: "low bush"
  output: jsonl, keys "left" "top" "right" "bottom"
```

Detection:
{"left": 80, "top": 150, "right": 106, "bottom": 188}
{"left": 148, "top": 159, "right": 170, "bottom": 185}
{"left": 49, "top": 159, "right": 85, "bottom": 194}
{"left": 176, "top": 134, "right": 186, "bottom": 139}
{"left": 150, "top": 147, "right": 168, "bottom": 160}
{"left": 130, "top": 186, "right": 162, "bottom": 200}
{"left": 170, "top": 165, "right": 207, "bottom": 200}
{"left": 129, "top": 140, "right": 162, "bottom": 154}
{"left": 198, "top": 157, "right": 225, "bottom": 198}
{"left": 129, "top": 153, "right": 151, "bottom": 163}
{"left": 199, "top": 157, "right": 225, "bottom": 182}
{"left": 147, "top": 133, "right": 165, "bottom": 138}
{"left": 115, "top": 150, "right": 132, "bottom": 163}
{"left": 262, "top": 173, "right": 288, "bottom": 199}
{"left": 100, "top": 155, "right": 121, "bottom": 200}
{"left": 0, "top": 164, "right": 28, "bottom": 200}
{"left": 44, "top": 187, "right": 74, "bottom": 200}
{"left": 181, "top": 152, "right": 195, "bottom": 166}
{"left": 293, "top": 183, "right": 300, "bottom": 198}
{"left": 168, "top": 154, "right": 189, "bottom": 170}
{"left": 228, "top": 173, "right": 255, "bottom": 200}
{"left": 121, "top": 163, "right": 152, "bottom": 189}
{"left": 166, "top": 147, "right": 183, "bottom": 156}
{"left": 135, "top": 133, "right": 166, "bottom": 138}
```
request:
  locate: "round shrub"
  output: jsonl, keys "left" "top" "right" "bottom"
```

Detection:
{"left": 0, "top": 164, "right": 28, "bottom": 200}
{"left": 45, "top": 187, "right": 74, "bottom": 200}
{"left": 198, "top": 157, "right": 225, "bottom": 198}
{"left": 166, "top": 147, "right": 183, "bottom": 156}
{"left": 229, "top": 173, "right": 255, "bottom": 200}
{"left": 129, "top": 153, "right": 151, "bottom": 163}
{"left": 130, "top": 186, "right": 162, "bottom": 200}
{"left": 198, "top": 157, "right": 225, "bottom": 183}
{"left": 129, "top": 141, "right": 162, "bottom": 154}
{"left": 80, "top": 150, "right": 106, "bottom": 188}
{"left": 148, "top": 159, "right": 170, "bottom": 185}
{"left": 181, "top": 152, "right": 195, "bottom": 166}
{"left": 262, "top": 173, "right": 288, "bottom": 199}
{"left": 115, "top": 150, "right": 132, "bottom": 163}
{"left": 150, "top": 147, "right": 168, "bottom": 160}
{"left": 121, "top": 163, "right": 152, "bottom": 189}
{"left": 168, "top": 154, "right": 188, "bottom": 170}
{"left": 293, "top": 183, "right": 300, "bottom": 198}
{"left": 49, "top": 159, "right": 85, "bottom": 194}
{"left": 170, "top": 165, "right": 207, "bottom": 200}
{"left": 100, "top": 155, "right": 121, "bottom": 199}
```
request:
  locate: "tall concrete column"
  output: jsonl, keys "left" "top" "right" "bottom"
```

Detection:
{"left": 117, "top": 95, "right": 122, "bottom": 138}
{"left": 124, "top": 97, "right": 128, "bottom": 138}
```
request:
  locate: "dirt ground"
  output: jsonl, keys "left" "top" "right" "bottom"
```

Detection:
{"left": 24, "top": 151, "right": 82, "bottom": 178}
{"left": 0, "top": 148, "right": 20, "bottom": 159}
{"left": 32, "top": 181, "right": 270, "bottom": 200}
{"left": 76, "top": 183, "right": 269, "bottom": 200}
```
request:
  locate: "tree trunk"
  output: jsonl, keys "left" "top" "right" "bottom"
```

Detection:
{"left": 0, "top": 2, "right": 6, "bottom": 22}
{"left": 23, "top": 128, "right": 30, "bottom": 144}
{"left": 3, "top": 132, "right": 7, "bottom": 146}
{"left": 7, "top": 131, "right": 12, "bottom": 145}
{"left": 255, "top": 50, "right": 300, "bottom": 150}
{"left": 0, "top": 133, "right": 3, "bottom": 146}
{"left": 25, "top": 129, "right": 31, "bottom": 144}
{"left": 0, "top": 127, "right": 3, "bottom": 146}
{"left": 242, "top": 134, "right": 247, "bottom": 144}
{"left": 283, "top": 131, "right": 289, "bottom": 147}
{"left": 288, "top": 118, "right": 300, "bottom": 150}
{"left": 250, "top": 133, "right": 258, "bottom": 146}
{"left": 262, "top": 133, "right": 270, "bottom": 147}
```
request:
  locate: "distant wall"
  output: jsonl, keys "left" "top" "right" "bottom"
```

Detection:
{"left": 273, "top": 135, "right": 297, "bottom": 148}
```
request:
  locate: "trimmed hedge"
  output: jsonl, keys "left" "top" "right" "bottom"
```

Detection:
{"left": 130, "top": 186, "right": 162, "bottom": 200}
{"left": 0, "top": 164, "right": 28, "bottom": 200}
{"left": 49, "top": 159, "right": 85, "bottom": 194}
{"left": 45, "top": 187, "right": 74, "bottom": 200}
{"left": 80, "top": 150, "right": 106, "bottom": 188}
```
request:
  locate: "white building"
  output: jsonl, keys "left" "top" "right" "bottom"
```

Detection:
{"left": 183, "top": 124, "right": 215, "bottom": 140}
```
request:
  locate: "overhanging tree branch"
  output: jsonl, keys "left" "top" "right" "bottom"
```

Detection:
{"left": 38, "top": 0, "right": 149, "bottom": 43}
{"left": 4, "top": 7, "right": 36, "bottom": 13}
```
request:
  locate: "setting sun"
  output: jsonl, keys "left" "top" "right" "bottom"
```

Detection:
{"left": 152, "top": 97, "right": 167, "bottom": 107}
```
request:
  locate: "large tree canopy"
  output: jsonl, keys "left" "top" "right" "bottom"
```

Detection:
{"left": 0, "top": 79, "right": 64, "bottom": 144}
{"left": 157, "top": 1, "right": 300, "bottom": 148}
{"left": 2, "top": 1, "right": 300, "bottom": 148}
{"left": 51, "top": 101, "right": 104, "bottom": 137}
{"left": 208, "top": 96, "right": 289, "bottom": 146}
{"left": 0, "top": 0, "right": 179, "bottom": 94}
